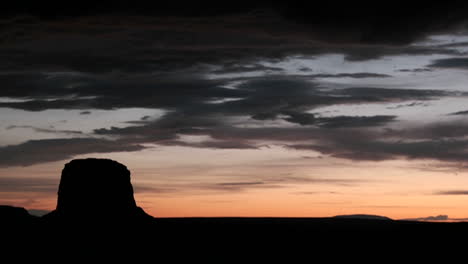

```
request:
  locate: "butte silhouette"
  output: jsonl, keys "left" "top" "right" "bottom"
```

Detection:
{"left": 43, "top": 158, "right": 154, "bottom": 224}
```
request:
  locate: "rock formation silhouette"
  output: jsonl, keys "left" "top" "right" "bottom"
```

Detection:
{"left": 0, "top": 205, "right": 37, "bottom": 224}
{"left": 43, "top": 158, "right": 153, "bottom": 224}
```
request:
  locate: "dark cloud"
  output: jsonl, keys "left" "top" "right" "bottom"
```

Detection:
{"left": 90, "top": 98, "right": 468, "bottom": 163}
{"left": 283, "top": 112, "right": 317, "bottom": 125}
{"left": 397, "top": 68, "right": 432, "bottom": 73}
{"left": 316, "top": 115, "right": 397, "bottom": 128}
{"left": 275, "top": 2, "right": 468, "bottom": 45}
{"left": 429, "top": 58, "right": 468, "bottom": 69}
{"left": 0, "top": 8, "right": 465, "bottom": 86}
{"left": 0, "top": 138, "right": 145, "bottom": 167}
{"left": 80, "top": 111, "right": 91, "bottom": 115}
{"left": 309, "top": 73, "right": 392, "bottom": 78}
{"left": 0, "top": 98, "right": 96, "bottom": 111}
{"left": 290, "top": 137, "right": 468, "bottom": 162}
{"left": 383, "top": 122, "right": 468, "bottom": 140}
{"left": 0, "top": 6, "right": 467, "bottom": 168}
{"left": 448, "top": 110, "right": 468, "bottom": 115}
{"left": 342, "top": 45, "right": 461, "bottom": 62}
{"left": 161, "top": 139, "right": 257, "bottom": 150}
{"left": 218, "top": 79, "right": 449, "bottom": 122}
{"left": 0, "top": 73, "right": 245, "bottom": 111}
{"left": 211, "top": 64, "right": 284, "bottom": 74}
{"left": 3, "top": 2, "right": 468, "bottom": 46}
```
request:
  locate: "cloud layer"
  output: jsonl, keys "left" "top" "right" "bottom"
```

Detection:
{"left": 1, "top": 8, "right": 468, "bottom": 168}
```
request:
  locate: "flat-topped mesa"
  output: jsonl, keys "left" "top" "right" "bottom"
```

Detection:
{"left": 45, "top": 158, "right": 153, "bottom": 223}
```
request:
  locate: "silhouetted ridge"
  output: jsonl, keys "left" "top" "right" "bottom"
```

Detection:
{"left": 0, "top": 205, "right": 37, "bottom": 224}
{"left": 333, "top": 214, "right": 392, "bottom": 221}
{"left": 43, "top": 158, "right": 153, "bottom": 223}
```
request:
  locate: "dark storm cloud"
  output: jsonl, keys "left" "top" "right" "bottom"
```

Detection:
{"left": 1, "top": 5, "right": 468, "bottom": 168}
{"left": 4, "top": 2, "right": 468, "bottom": 45}
{"left": 0, "top": 7, "right": 466, "bottom": 81}
{"left": 1, "top": 74, "right": 465, "bottom": 167}
{"left": 40, "top": 75, "right": 434, "bottom": 129}
{"left": 275, "top": 2, "right": 468, "bottom": 45}
{"left": 88, "top": 87, "right": 468, "bottom": 163}
{"left": 429, "top": 58, "right": 468, "bottom": 69}
{"left": 0, "top": 138, "right": 145, "bottom": 167}
{"left": 214, "top": 78, "right": 450, "bottom": 121}
{"left": 0, "top": 73, "right": 245, "bottom": 111}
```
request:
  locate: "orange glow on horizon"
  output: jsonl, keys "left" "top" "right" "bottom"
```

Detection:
{"left": 2, "top": 148, "right": 468, "bottom": 220}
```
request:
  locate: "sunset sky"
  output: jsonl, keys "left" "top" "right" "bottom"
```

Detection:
{"left": 2, "top": 2, "right": 468, "bottom": 219}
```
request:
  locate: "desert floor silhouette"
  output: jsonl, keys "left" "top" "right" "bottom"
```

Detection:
{"left": 1, "top": 158, "right": 466, "bottom": 257}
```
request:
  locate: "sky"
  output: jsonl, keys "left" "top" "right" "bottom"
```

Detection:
{"left": 2, "top": 2, "right": 468, "bottom": 219}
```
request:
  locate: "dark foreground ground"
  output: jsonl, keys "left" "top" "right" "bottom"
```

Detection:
{"left": 3, "top": 212, "right": 468, "bottom": 259}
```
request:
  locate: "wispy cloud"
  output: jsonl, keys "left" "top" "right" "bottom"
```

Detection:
{"left": 434, "top": 190, "right": 468, "bottom": 195}
{"left": 401, "top": 215, "right": 449, "bottom": 221}
{"left": 448, "top": 110, "right": 468, "bottom": 116}
{"left": 6, "top": 125, "right": 83, "bottom": 135}
{"left": 0, "top": 177, "right": 57, "bottom": 192}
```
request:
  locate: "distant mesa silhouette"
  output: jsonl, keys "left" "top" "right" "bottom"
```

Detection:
{"left": 43, "top": 158, "right": 154, "bottom": 223}
{"left": 333, "top": 214, "right": 392, "bottom": 221}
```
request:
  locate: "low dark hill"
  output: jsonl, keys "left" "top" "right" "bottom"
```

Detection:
{"left": 333, "top": 214, "right": 392, "bottom": 220}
